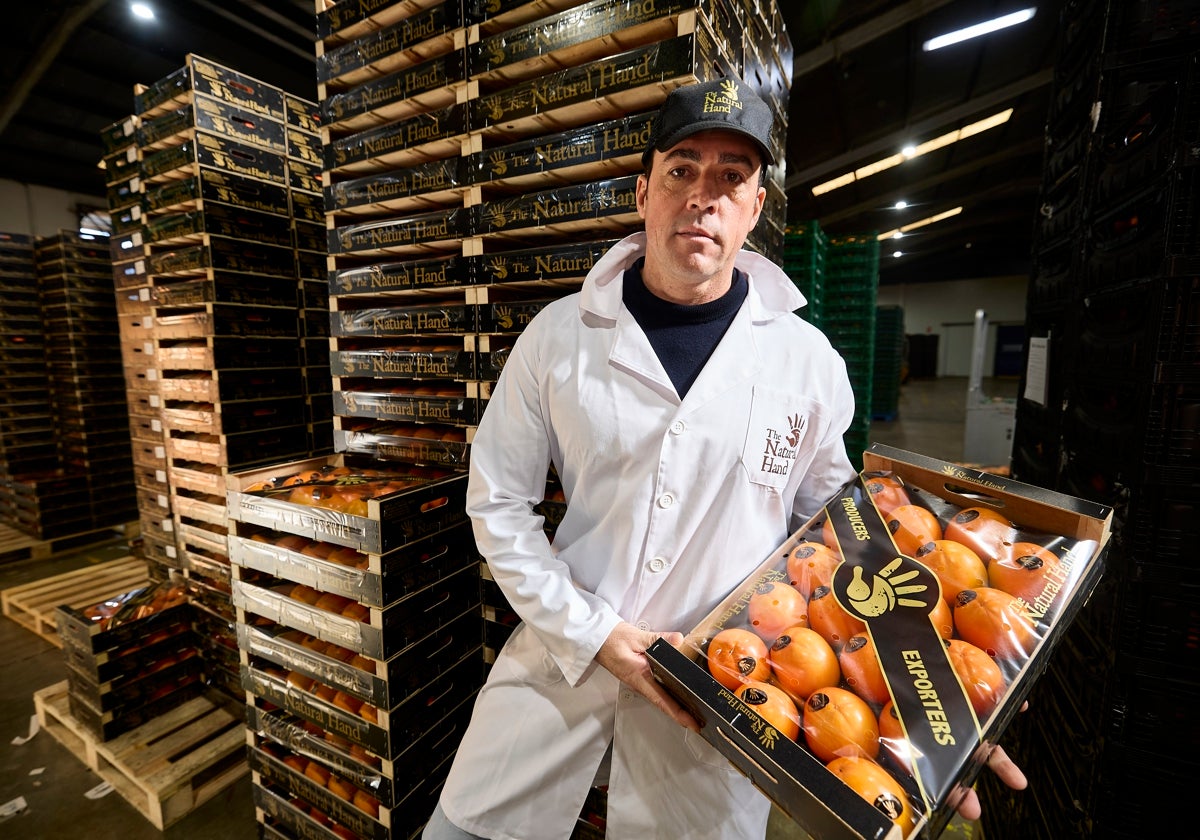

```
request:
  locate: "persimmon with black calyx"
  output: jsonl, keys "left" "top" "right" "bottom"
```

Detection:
{"left": 802, "top": 686, "right": 880, "bottom": 763}
{"left": 885, "top": 504, "right": 943, "bottom": 557}
{"left": 735, "top": 680, "right": 801, "bottom": 741}
{"left": 827, "top": 755, "right": 915, "bottom": 835}
{"left": 746, "top": 581, "right": 809, "bottom": 644}
{"left": 786, "top": 541, "right": 842, "bottom": 598}
{"left": 944, "top": 506, "right": 1016, "bottom": 565}
{"left": 768, "top": 626, "right": 841, "bottom": 703}
{"left": 953, "top": 587, "right": 1038, "bottom": 660}
{"left": 705, "top": 627, "right": 771, "bottom": 690}
{"left": 862, "top": 473, "right": 911, "bottom": 516}
{"left": 929, "top": 592, "right": 954, "bottom": 640}
{"left": 988, "top": 541, "right": 1063, "bottom": 605}
{"left": 913, "top": 539, "right": 988, "bottom": 608}
{"left": 807, "top": 585, "right": 867, "bottom": 652}
{"left": 944, "top": 638, "right": 1006, "bottom": 718}
{"left": 838, "top": 634, "right": 890, "bottom": 707}
{"left": 877, "top": 701, "right": 915, "bottom": 774}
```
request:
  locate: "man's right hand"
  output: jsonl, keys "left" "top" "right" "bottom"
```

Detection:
{"left": 595, "top": 622, "right": 700, "bottom": 732}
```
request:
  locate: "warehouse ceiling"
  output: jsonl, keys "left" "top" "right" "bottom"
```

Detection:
{"left": 1, "top": 0, "right": 1060, "bottom": 286}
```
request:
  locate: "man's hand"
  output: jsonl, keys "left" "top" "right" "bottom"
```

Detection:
{"left": 954, "top": 744, "right": 1028, "bottom": 821}
{"left": 595, "top": 622, "right": 700, "bottom": 732}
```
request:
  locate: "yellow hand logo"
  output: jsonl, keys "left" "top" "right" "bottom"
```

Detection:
{"left": 844, "top": 560, "right": 928, "bottom": 617}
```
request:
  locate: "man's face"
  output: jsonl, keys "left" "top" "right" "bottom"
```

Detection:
{"left": 636, "top": 129, "right": 766, "bottom": 304}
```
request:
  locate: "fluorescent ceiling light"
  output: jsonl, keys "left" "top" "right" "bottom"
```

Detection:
{"left": 811, "top": 109, "right": 1013, "bottom": 196}
{"left": 877, "top": 206, "right": 964, "bottom": 241}
{"left": 894, "top": 200, "right": 908, "bottom": 209}
{"left": 893, "top": 251, "right": 903, "bottom": 258}
{"left": 79, "top": 227, "right": 109, "bottom": 237}
{"left": 923, "top": 7, "right": 1037, "bottom": 52}
{"left": 131, "top": 2, "right": 155, "bottom": 20}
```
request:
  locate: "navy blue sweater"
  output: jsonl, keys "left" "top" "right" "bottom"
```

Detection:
{"left": 622, "top": 258, "right": 749, "bottom": 398}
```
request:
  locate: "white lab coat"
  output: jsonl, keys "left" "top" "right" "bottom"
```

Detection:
{"left": 438, "top": 233, "right": 857, "bottom": 840}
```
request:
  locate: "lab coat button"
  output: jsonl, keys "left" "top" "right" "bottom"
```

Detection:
{"left": 621, "top": 690, "right": 635, "bottom": 702}
{"left": 669, "top": 420, "right": 685, "bottom": 434}
{"left": 656, "top": 493, "right": 674, "bottom": 509}
{"left": 648, "top": 557, "right": 666, "bottom": 572}
{"left": 636, "top": 621, "right": 650, "bottom": 631}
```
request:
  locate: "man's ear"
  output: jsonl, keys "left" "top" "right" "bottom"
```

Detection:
{"left": 635, "top": 173, "right": 649, "bottom": 219}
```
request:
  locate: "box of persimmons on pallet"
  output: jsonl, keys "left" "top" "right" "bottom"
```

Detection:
{"left": 646, "top": 443, "right": 1112, "bottom": 840}
{"left": 225, "top": 453, "right": 467, "bottom": 555}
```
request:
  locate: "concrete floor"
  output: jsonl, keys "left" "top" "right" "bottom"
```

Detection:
{"left": 0, "top": 377, "right": 1014, "bottom": 840}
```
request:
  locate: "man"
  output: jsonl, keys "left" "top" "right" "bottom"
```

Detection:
{"left": 425, "top": 77, "right": 1023, "bottom": 839}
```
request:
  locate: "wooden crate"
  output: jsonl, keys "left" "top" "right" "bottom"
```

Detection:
{"left": 33, "top": 680, "right": 248, "bottom": 830}
{"left": 0, "top": 521, "right": 139, "bottom": 565}
{"left": 1, "top": 555, "right": 149, "bottom": 647}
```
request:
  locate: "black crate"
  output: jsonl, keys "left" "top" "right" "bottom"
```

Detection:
{"left": 1114, "top": 573, "right": 1200, "bottom": 681}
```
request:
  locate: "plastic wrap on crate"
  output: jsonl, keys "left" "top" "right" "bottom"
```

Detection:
{"left": 330, "top": 254, "right": 470, "bottom": 296}
{"left": 473, "top": 30, "right": 730, "bottom": 131}
{"left": 331, "top": 299, "right": 476, "bottom": 337}
{"left": 469, "top": 238, "right": 616, "bottom": 286}
{"left": 317, "top": 1, "right": 465, "bottom": 85}
{"left": 471, "top": 174, "right": 640, "bottom": 237}
{"left": 463, "top": 113, "right": 651, "bottom": 186}
{"left": 647, "top": 444, "right": 1112, "bottom": 840}
{"left": 320, "top": 51, "right": 466, "bottom": 130}
{"left": 225, "top": 455, "right": 467, "bottom": 554}
{"left": 232, "top": 561, "right": 480, "bottom": 660}
{"left": 324, "top": 157, "right": 465, "bottom": 214}
{"left": 331, "top": 384, "right": 477, "bottom": 425}
{"left": 333, "top": 419, "right": 470, "bottom": 468}
{"left": 327, "top": 206, "right": 468, "bottom": 256}
{"left": 324, "top": 102, "right": 470, "bottom": 173}
{"left": 236, "top": 605, "right": 482, "bottom": 709}
{"left": 242, "top": 640, "right": 483, "bottom": 760}
{"left": 228, "top": 519, "right": 478, "bottom": 608}
{"left": 330, "top": 340, "right": 474, "bottom": 379}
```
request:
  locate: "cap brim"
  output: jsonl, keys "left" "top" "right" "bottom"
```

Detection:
{"left": 648, "top": 121, "right": 775, "bottom": 166}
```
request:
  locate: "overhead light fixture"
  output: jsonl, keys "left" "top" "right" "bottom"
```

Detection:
{"left": 131, "top": 2, "right": 155, "bottom": 20}
{"left": 893, "top": 251, "right": 903, "bottom": 258}
{"left": 876, "top": 206, "right": 964, "bottom": 241}
{"left": 79, "top": 227, "right": 110, "bottom": 237}
{"left": 894, "top": 200, "right": 908, "bottom": 209}
{"left": 811, "top": 109, "right": 1013, "bottom": 196}
{"left": 923, "top": 7, "right": 1037, "bottom": 52}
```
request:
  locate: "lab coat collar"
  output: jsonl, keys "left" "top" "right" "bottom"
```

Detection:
{"left": 579, "top": 232, "right": 809, "bottom": 323}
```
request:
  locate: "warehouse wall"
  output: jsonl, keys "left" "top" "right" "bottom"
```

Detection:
{"left": 0, "top": 178, "right": 104, "bottom": 238}
{"left": 877, "top": 274, "right": 1027, "bottom": 377}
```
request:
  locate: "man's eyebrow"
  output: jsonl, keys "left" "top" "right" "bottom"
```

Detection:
{"left": 719, "top": 151, "right": 755, "bottom": 168}
{"left": 663, "top": 147, "right": 702, "bottom": 164}
{"left": 662, "top": 147, "right": 756, "bottom": 169}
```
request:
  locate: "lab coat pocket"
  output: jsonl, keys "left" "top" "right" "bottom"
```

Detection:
{"left": 740, "top": 385, "right": 816, "bottom": 490}
{"left": 493, "top": 623, "right": 565, "bottom": 689}
{"left": 683, "top": 728, "right": 743, "bottom": 775}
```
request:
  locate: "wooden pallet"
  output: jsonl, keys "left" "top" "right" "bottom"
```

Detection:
{"left": 33, "top": 680, "right": 248, "bottom": 830}
{"left": 0, "top": 521, "right": 139, "bottom": 565}
{"left": 1, "top": 556, "right": 149, "bottom": 647}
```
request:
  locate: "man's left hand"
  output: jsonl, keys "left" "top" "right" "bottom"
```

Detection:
{"left": 595, "top": 622, "right": 700, "bottom": 732}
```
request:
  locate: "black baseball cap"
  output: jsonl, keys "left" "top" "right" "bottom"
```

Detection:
{"left": 642, "top": 77, "right": 776, "bottom": 168}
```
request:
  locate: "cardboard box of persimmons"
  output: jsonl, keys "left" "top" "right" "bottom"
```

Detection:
{"left": 647, "top": 443, "right": 1112, "bottom": 840}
